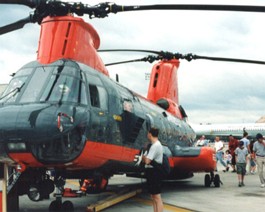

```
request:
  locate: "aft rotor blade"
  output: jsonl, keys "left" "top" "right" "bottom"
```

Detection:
{"left": 0, "top": 0, "right": 43, "bottom": 8}
{"left": 0, "top": 16, "right": 33, "bottom": 35}
{"left": 99, "top": 49, "right": 265, "bottom": 65}
{"left": 98, "top": 49, "right": 161, "bottom": 55}
{"left": 191, "top": 54, "right": 265, "bottom": 65}
{"left": 105, "top": 55, "right": 160, "bottom": 66}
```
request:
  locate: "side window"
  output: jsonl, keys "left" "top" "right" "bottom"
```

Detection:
{"left": 89, "top": 84, "right": 108, "bottom": 110}
{"left": 89, "top": 85, "right": 100, "bottom": 108}
{"left": 80, "top": 82, "right": 88, "bottom": 105}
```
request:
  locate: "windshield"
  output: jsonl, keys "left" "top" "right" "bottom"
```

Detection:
{"left": 0, "top": 68, "right": 32, "bottom": 104}
{"left": 0, "top": 64, "right": 88, "bottom": 105}
{"left": 40, "top": 66, "right": 88, "bottom": 105}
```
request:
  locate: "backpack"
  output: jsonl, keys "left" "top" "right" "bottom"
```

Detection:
{"left": 150, "top": 154, "right": 171, "bottom": 178}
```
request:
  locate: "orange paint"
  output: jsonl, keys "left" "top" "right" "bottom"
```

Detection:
{"left": 37, "top": 16, "right": 109, "bottom": 76}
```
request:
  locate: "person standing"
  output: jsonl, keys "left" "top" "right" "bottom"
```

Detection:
{"left": 142, "top": 127, "right": 164, "bottom": 212}
{"left": 214, "top": 136, "right": 229, "bottom": 172}
{"left": 235, "top": 141, "right": 248, "bottom": 187}
{"left": 228, "top": 135, "right": 239, "bottom": 172}
{"left": 249, "top": 139, "right": 257, "bottom": 174}
{"left": 196, "top": 135, "right": 206, "bottom": 147}
{"left": 253, "top": 133, "right": 265, "bottom": 188}
{"left": 240, "top": 131, "right": 251, "bottom": 173}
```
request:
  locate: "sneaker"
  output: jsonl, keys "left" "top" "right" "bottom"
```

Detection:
{"left": 226, "top": 167, "right": 229, "bottom": 172}
{"left": 238, "top": 182, "right": 242, "bottom": 187}
{"left": 261, "top": 184, "right": 265, "bottom": 188}
{"left": 241, "top": 182, "right": 245, "bottom": 186}
{"left": 232, "top": 170, "right": 236, "bottom": 173}
{"left": 251, "top": 171, "right": 255, "bottom": 175}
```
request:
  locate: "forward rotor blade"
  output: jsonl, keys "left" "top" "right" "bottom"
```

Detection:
{"left": 109, "top": 4, "right": 265, "bottom": 14}
{"left": 0, "top": 15, "right": 33, "bottom": 35}
{"left": 0, "top": 0, "right": 43, "bottom": 8}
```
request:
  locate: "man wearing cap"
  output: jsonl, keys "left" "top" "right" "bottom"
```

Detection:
{"left": 253, "top": 133, "right": 265, "bottom": 188}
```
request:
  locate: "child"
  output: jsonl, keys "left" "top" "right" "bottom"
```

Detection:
{"left": 235, "top": 141, "right": 249, "bottom": 187}
{"left": 250, "top": 154, "right": 257, "bottom": 174}
{"left": 223, "top": 150, "right": 232, "bottom": 172}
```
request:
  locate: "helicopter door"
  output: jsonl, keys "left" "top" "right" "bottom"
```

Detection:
{"left": 119, "top": 98, "right": 145, "bottom": 144}
{"left": 87, "top": 83, "right": 109, "bottom": 143}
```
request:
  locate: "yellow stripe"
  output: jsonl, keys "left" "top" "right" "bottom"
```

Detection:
{"left": 133, "top": 197, "right": 193, "bottom": 212}
{"left": 66, "top": 180, "right": 80, "bottom": 187}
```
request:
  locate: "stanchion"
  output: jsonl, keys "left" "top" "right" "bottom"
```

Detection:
{"left": 1, "top": 163, "right": 8, "bottom": 212}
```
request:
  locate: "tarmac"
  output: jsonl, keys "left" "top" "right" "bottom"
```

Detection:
{"left": 3, "top": 164, "right": 264, "bottom": 212}
{"left": 1, "top": 147, "right": 265, "bottom": 212}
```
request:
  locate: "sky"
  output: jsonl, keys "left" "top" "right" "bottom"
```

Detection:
{"left": 0, "top": 0, "right": 265, "bottom": 124}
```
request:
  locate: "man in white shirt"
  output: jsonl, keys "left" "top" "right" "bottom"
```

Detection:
{"left": 214, "top": 136, "right": 229, "bottom": 172}
{"left": 142, "top": 127, "right": 163, "bottom": 212}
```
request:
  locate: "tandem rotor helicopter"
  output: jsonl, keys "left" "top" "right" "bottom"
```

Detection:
{"left": 1, "top": 0, "right": 265, "bottom": 211}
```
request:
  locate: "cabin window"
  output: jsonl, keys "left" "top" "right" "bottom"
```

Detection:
{"left": 89, "top": 84, "right": 100, "bottom": 107}
{"left": 89, "top": 84, "right": 108, "bottom": 110}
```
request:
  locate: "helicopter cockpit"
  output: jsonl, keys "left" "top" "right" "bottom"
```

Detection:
{"left": 0, "top": 61, "right": 88, "bottom": 106}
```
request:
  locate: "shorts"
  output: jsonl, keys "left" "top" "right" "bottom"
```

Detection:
{"left": 145, "top": 168, "right": 162, "bottom": 195}
{"left": 250, "top": 159, "right": 256, "bottom": 167}
{"left": 236, "top": 163, "right": 246, "bottom": 175}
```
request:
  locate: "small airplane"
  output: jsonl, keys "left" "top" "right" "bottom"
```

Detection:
{"left": 0, "top": 1, "right": 265, "bottom": 211}
{"left": 191, "top": 122, "right": 265, "bottom": 141}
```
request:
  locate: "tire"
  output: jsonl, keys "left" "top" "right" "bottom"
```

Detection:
{"left": 62, "top": 200, "right": 74, "bottom": 211}
{"left": 27, "top": 185, "right": 42, "bottom": 202}
{"left": 204, "top": 174, "right": 211, "bottom": 187}
{"left": 49, "top": 200, "right": 62, "bottom": 211}
{"left": 214, "top": 174, "right": 220, "bottom": 187}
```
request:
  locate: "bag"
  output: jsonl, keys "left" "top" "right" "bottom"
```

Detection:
{"left": 150, "top": 154, "right": 170, "bottom": 178}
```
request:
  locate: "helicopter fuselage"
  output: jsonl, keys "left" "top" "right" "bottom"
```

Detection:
{"left": 0, "top": 59, "right": 198, "bottom": 177}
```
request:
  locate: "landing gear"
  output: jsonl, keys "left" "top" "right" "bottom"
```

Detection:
{"left": 48, "top": 177, "right": 74, "bottom": 211}
{"left": 204, "top": 171, "right": 221, "bottom": 188}
{"left": 49, "top": 199, "right": 74, "bottom": 211}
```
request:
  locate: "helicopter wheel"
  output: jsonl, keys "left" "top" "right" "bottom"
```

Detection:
{"left": 214, "top": 174, "right": 221, "bottom": 187}
{"left": 62, "top": 200, "right": 74, "bottom": 211}
{"left": 27, "top": 185, "right": 42, "bottom": 202}
{"left": 204, "top": 174, "right": 211, "bottom": 187}
{"left": 49, "top": 200, "right": 62, "bottom": 211}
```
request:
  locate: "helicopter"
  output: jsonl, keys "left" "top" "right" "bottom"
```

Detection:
{"left": 1, "top": 0, "right": 265, "bottom": 211}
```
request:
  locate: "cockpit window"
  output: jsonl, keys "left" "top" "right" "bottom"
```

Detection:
{"left": 0, "top": 67, "right": 32, "bottom": 103}
{"left": 1, "top": 65, "right": 88, "bottom": 105}
{"left": 20, "top": 67, "right": 52, "bottom": 103}
{"left": 40, "top": 66, "right": 87, "bottom": 104}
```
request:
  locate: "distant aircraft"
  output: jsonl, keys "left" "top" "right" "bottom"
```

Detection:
{"left": 191, "top": 123, "right": 265, "bottom": 141}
